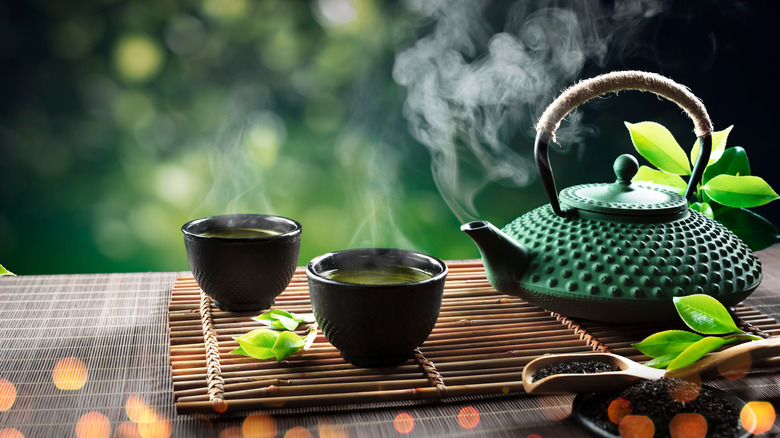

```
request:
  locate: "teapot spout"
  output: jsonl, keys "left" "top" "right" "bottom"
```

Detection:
{"left": 461, "top": 221, "right": 531, "bottom": 296}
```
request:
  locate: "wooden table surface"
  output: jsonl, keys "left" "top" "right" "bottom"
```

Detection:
{"left": 1, "top": 245, "right": 778, "bottom": 437}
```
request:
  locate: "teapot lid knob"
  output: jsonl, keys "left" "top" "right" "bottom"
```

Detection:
{"left": 613, "top": 154, "right": 639, "bottom": 185}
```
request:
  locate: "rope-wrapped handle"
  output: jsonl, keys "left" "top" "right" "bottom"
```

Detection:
{"left": 534, "top": 70, "right": 713, "bottom": 217}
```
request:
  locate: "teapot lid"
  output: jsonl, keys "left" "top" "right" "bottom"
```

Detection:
{"left": 559, "top": 154, "right": 687, "bottom": 216}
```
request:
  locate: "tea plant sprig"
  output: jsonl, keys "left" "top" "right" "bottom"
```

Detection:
{"left": 625, "top": 122, "right": 780, "bottom": 250}
{"left": 0, "top": 264, "right": 14, "bottom": 277}
{"left": 231, "top": 310, "right": 317, "bottom": 361}
{"left": 632, "top": 294, "right": 762, "bottom": 370}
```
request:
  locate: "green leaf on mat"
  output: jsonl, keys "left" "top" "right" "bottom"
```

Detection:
{"left": 234, "top": 328, "right": 279, "bottom": 360}
{"left": 272, "top": 331, "right": 306, "bottom": 361}
{"left": 632, "top": 330, "right": 704, "bottom": 358}
{"left": 254, "top": 309, "right": 315, "bottom": 331}
{"left": 673, "top": 295, "right": 742, "bottom": 335}
{"left": 702, "top": 175, "right": 779, "bottom": 208}
{"left": 667, "top": 336, "right": 734, "bottom": 370}
{"left": 626, "top": 121, "right": 691, "bottom": 175}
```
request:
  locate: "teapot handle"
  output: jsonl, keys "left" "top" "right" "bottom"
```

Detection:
{"left": 534, "top": 70, "right": 713, "bottom": 218}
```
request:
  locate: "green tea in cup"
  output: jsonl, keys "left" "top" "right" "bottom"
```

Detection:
{"left": 199, "top": 227, "right": 282, "bottom": 239}
{"left": 321, "top": 265, "right": 433, "bottom": 285}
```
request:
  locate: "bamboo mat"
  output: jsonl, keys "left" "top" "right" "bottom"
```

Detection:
{"left": 168, "top": 260, "right": 780, "bottom": 416}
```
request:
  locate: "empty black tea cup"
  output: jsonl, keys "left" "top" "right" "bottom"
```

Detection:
{"left": 306, "top": 248, "right": 447, "bottom": 367}
{"left": 182, "top": 214, "right": 302, "bottom": 311}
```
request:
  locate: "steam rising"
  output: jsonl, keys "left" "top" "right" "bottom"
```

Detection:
{"left": 393, "top": 0, "right": 668, "bottom": 222}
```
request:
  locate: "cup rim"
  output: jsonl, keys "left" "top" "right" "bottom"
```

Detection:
{"left": 306, "top": 247, "right": 448, "bottom": 288}
{"left": 181, "top": 214, "right": 302, "bottom": 241}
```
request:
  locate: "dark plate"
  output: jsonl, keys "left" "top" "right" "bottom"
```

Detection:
{"left": 571, "top": 383, "right": 751, "bottom": 438}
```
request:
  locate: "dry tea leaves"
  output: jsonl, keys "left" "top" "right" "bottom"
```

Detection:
{"left": 531, "top": 360, "right": 619, "bottom": 382}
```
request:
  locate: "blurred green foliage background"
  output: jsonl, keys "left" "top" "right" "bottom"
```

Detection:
{"left": 1, "top": 0, "right": 778, "bottom": 274}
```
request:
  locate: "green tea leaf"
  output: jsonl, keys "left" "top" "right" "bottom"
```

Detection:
{"left": 702, "top": 175, "right": 780, "bottom": 208}
{"left": 632, "top": 166, "right": 687, "bottom": 194}
{"left": 691, "top": 125, "right": 732, "bottom": 167}
{"left": 673, "top": 295, "right": 742, "bottom": 335}
{"left": 625, "top": 121, "right": 691, "bottom": 175}
{"left": 667, "top": 336, "right": 733, "bottom": 370}
{"left": 272, "top": 330, "right": 305, "bottom": 361}
{"left": 234, "top": 328, "right": 279, "bottom": 360}
{"left": 302, "top": 325, "right": 318, "bottom": 350}
{"left": 715, "top": 208, "right": 780, "bottom": 251}
{"left": 703, "top": 146, "right": 750, "bottom": 184}
{"left": 255, "top": 309, "right": 315, "bottom": 331}
{"left": 689, "top": 202, "right": 714, "bottom": 219}
{"left": 230, "top": 346, "right": 248, "bottom": 356}
{"left": 0, "top": 264, "right": 14, "bottom": 277}
{"left": 632, "top": 330, "right": 703, "bottom": 358}
{"left": 643, "top": 353, "right": 679, "bottom": 369}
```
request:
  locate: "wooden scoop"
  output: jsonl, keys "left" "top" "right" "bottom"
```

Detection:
{"left": 522, "top": 336, "right": 780, "bottom": 394}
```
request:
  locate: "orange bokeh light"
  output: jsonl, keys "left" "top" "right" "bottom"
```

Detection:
{"left": 667, "top": 375, "right": 701, "bottom": 403}
{"left": 0, "top": 379, "right": 17, "bottom": 411}
{"left": 458, "top": 406, "right": 480, "bottom": 429}
{"left": 0, "top": 428, "right": 24, "bottom": 438}
{"left": 669, "top": 413, "right": 707, "bottom": 438}
{"left": 137, "top": 417, "right": 172, "bottom": 438}
{"left": 284, "top": 426, "right": 313, "bottom": 438}
{"left": 393, "top": 412, "right": 415, "bottom": 434}
{"left": 115, "top": 422, "right": 142, "bottom": 438}
{"left": 717, "top": 352, "right": 751, "bottom": 380}
{"left": 126, "top": 395, "right": 157, "bottom": 424}
{"left": 608, "top": 397, "right": 631, "bottom": 424}
{"left": 618, "top": 415, "right": 655, "bottom": 438}
{"left": 317, "top": 419, "right": 349, "bottom": 438}
{"left": 75, "top": 412, "right": 112, "bottom": 438}
{"left": 219, "top": 427, "right": 243, "bottom": 438}
{"left": 741, "top": 401, "right": 776, "bottom": 435}
{"left": 53, "top": 357, "right": 88, "bottom": 390}
{"left": 242, "top": 413, "right": 277, "bottom": 438}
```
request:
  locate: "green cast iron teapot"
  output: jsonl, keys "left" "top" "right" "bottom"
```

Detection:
{"left": 461, "top": 71, "right": 762, "bottom": 323}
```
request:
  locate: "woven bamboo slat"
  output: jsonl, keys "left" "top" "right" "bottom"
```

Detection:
{"left": 168, "top": 260, "right": 778, "bottom": 415}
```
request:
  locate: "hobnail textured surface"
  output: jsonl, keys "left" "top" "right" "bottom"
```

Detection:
{"left": 182, "top": 214, "right": 301, "bottom": 312}
{"left": 501, "top": 205, "right": 762, "bottom": 322}
{"left": 318, "top": 315, "right": 438, "bottom": 367}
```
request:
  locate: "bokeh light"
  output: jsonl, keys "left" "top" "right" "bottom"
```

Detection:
{"left": 393, "top": 412, "right": 414, "bottom": 434}
{"left": 0, "top": 428, "right": 24, "bottom": 438}
{"left": 136, "top": 417, "right": 172, "bottom": 438}
{"left": 0, "top": 379, "right": 16, "bottom": 411}
{"left": 740, "top": 401, "right": 776, "bottom": 435}
{"left": 115, "top": 422, "right": 141, "bottom": 438}
{"left": 607, "top": 397, "right": 631, "bottom": 424}
{"left": 458, "top": 406, "right": 480, "bottom": 429}
{"left": 75, "top": 412, "right": 112, "bottom": 438}
{"left": 113, "top": 35, "right": 165, "bottom": 84}
{"left": 219, "top": 427, "right": 243, "bottom": 438}
{"left": 717, "top": 352, "right": 751, "bottom": 380}
{"left": 669, "top": 413, "right": 707, "bottom": 438}
{"left": 125, "top": 395, "right": 157, "bottom": 424}
{"left": 52, "top": 357, "right": 88, "bottom": 390}
{"left": 242, "top": 414, "right": 277, "bottom": 438}
{"left": 317, "top": 419, "right": 349, "bottom": 438}
{"left": 666, "top": 375, "right": 701, "bottom": 403}
{"left": 284, "top": 426, "right": 313, "bottom": 438}
{"left": 618, "top": 415, "right": 655, "bottom": 438}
